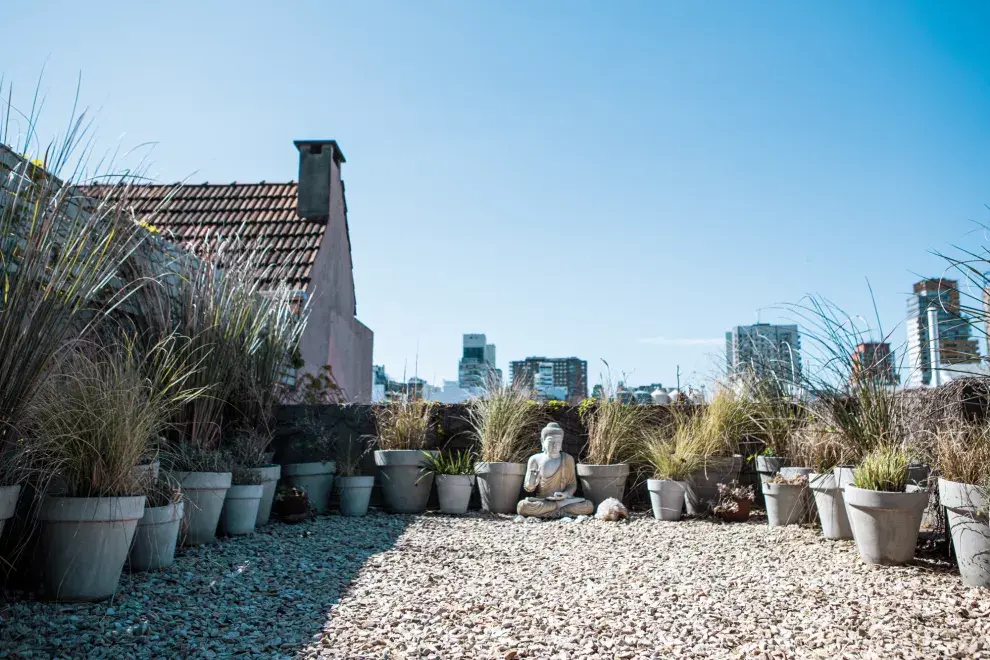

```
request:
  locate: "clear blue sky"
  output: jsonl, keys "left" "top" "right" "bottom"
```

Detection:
{"left": 6, "top": 1, "right": 990, "bottom": 389}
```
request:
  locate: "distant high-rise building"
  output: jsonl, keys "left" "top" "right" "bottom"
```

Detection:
{"left": 509, "top": 357, "right": 588, "bottom": 404}
{"left": 372, "top": 365, "right": 388, "bottom": 402}
{"left": 907, "top": 279, "right": 981, "bottom": 387}
{"left": 458, "top": 334, "right": 501, "bottom": 392}
{"left": 725, "top": 323, "right": 802, "bottom": 383}
{"left": 851, "top": 342, "right": 899, "bottom": 386}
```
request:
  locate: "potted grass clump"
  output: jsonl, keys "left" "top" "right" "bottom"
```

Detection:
{"left": 934, "top": 424, "right": 990, "bottom": 588}
{"left": 579, "top": 378, "right": 650, "bottom": 507}
{"left": 681, "top": 390, "right": 749, "bottom": 516}
{"left": 790, "top": 421, "right": 852, "bottom": 539}
{"left": 845, "top": 445, "right": 928, "bottom": 565}
{"left": 742, "top": 370, "right": 802, "bottom": 483}
{"left": 128, "top": 475, "right": 183, "bottom": 572}
{"left": 165, "top": 444, "right": 233, "bottom": 546}
{"left": 335, "top": 438, "right": 374, "bottom": 517}
{"left": 640, "top": 426, "right": 701, "bottom": 521}
{"left": 219, "top": 466, "right": 264, "bottom": 535}
{"left": 29, "top": 339, "right": 198, "bottom": 601}
{"left": 422, "top": 450, "right": 476, "bottom": 515}
{"left": 372, "top": 399, "right": 435, "bottom": 513}
{"left": 225, "top": 429, "right": 281, "bottom": 526}
{"left": 281, "top": 415, "right": 337, "bottom": 514}
{"left": 0, "top": 126, "right": 150, "bottom": 581}
{"left": 467, "top": 380, "right": 542, "bottom": 514}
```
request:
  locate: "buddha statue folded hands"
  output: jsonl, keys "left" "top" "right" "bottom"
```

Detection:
{"left": 516, "top": 422, "right": 594, "bottom": 519}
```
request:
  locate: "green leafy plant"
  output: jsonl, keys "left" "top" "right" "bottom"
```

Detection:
{"left": 740, "top": 369, "right": 803, "bottom": 458}
{"left": 852, "top": 445, "right": 910, "bottom": 492}
{"left": 466, "top": 378, "right": 542, "bottom": 463}
{"left": 373, "top": 399, "right": 432, "bottom": 451}
{"left": 421, "top": 450, "right": 475, "bottom": 476}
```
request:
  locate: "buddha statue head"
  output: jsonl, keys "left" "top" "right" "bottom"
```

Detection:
{"left": 541, "top": 422, "right": 564, "bottom": 457}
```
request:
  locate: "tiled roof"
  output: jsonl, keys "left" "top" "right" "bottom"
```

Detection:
{"left": 81, "top": 181, "right": 320, "bottom": 289}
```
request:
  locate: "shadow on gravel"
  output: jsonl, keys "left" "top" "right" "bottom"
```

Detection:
{"left": 0, "top": 512, "right": 413, "bottom": 657}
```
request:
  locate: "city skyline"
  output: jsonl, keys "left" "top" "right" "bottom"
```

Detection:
{"left": 8, "top": 3, "right": 990, "bottom": 391}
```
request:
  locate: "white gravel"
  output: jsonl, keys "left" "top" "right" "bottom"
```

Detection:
{"left": 2, "top": 513, "right": 988, "bottom": 659}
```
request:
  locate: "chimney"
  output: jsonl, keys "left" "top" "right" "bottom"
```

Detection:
{"left": 294, "top": 140, "right": 346, "bottom": 220}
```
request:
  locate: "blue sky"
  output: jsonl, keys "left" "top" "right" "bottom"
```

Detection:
{"left": 5, "top": 1, "right": 990, "bottom": 389}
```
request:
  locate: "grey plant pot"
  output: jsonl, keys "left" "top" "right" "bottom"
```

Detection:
{"left": 939, "top": 478, "right": 990, "bottom": 588}
{"left": 219, "top": 484, "right": 264, "bottom": 535}
{"left": 174, "top": 471, "right": 231, "bottom": 546}
{"left": 0, "top": 483, "right": 22, "bottom": 538}
{"left": 475, "top": 461, "right": 526, "bottom": 514}
{"left": 684, "top": 455, "right": 743, "bottom": 516}
{"left": 38, "top": 496, "right": 145, "bottom": 602}
{"left": 763, "top": 482, "right": 806, "bottom": 526}
{"left": 809, "top": 472, "right": 852, "bottom": 540}
{"left": 845, "top": 485, "right": 929, "bottom": 565}
{"left": 281, "top": 462, "right": 336, "bottom": 513}
{"left": 244, "top": 464, "right": 281, "bottom": 526}
{"left": 375, "top": 450, "right": 436, "bottom": 514}
{"left": 755, "top": 456, "right": 787, "bottom": 483}
{"left": 128, "top": 501, "right": 184, "bottom": 572}
{"left": 647, "top": 479, "right": 686, "bottom": 521}
{"left": 132, "top": 460, "right": 160, "bottom": 488}
{"left": 778, "top": 467, "right": 816, "bottom": 524}
{"left": 577, "top": 464, "right": 630, "bottom": 508}
{"left": 336, "top": 476, "right": 375, "bottom": 517}
{"left": 436, "top": 475, "right": 476, "bottom": 514}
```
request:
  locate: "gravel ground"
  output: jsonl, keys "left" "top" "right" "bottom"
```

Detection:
{"left": 2, "top": 512, "right": 988, "bottom": 659}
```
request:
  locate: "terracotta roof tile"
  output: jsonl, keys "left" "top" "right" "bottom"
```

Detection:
{"left": 81, "top": 181, "right": 321, "bottom": 290}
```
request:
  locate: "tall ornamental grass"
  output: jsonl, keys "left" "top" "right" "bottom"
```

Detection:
{"left": 0, "top": 79, "right": 154, "bottom": 477}
{"left": 784, "top": 293, "right": 903, "bottom": 465}
{"left": 373, "top": 398, "right": 432, "bottom": 451}
{"left": 26, "top": 336, "right": 203, "bottom": 498}
{"left": 582, "top": 378, "right": 651, "bottom": 465}
{"left": 466, "top": 379, "right": 541, "bottom": 463}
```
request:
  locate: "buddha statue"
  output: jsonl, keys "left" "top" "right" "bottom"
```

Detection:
{"left": 516, "top": 422, "right": 594, "bottom": 519}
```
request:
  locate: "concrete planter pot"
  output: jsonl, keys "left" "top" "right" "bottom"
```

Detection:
{"left": 375, "top": 450, "right": 436, "bottom": 514}
{"left": 336, "top": 476, "right": 375, "bottom": 517}
{"left": 128, "top": 501, "right": 183, "bottom": 572}
{"left": 436, "top": 475, "right": 476, "bottom": 514}
{"left": 174, "top": 471, "right": 231, "bottom": 546}
{"left": 132, "top": 460, "right": 160, "bottom": 487}
{"left": 755, "top": 456, "right": 787, "bottom": 483}
{"left": 577, "top": 464, "right": 630, "bottom": 508}
{"left": 778, "top": 467, "right": 816, "bottom": 523}
{"left": 685, "top": 455, "right": 743, "bottom": 516}
{"left": 647, "top": 479, "right": 686, "bottom": 521}
{"left": 243, "top": 465, "right": 281, "bottom": 526}
{"left": 845, "top": 485, "right": 929, "bottom": 565}
{"left": 763, "top": 482, "right": 806, "bottom": 526}
{"left": 281, "top": 462, "right": 336, "bottom": 513}
{"left": 219, "top": 484, "right": 264, "bottom": 535}
{"left": 0, "top": 483, "right": 21, "bottom": 537}
{"left": 939, "top": 478, "right": 990, "bottom": 588}
{"left": 809, "top": 472, "right": 852, "bottom": 540}
{"left": 475, "top": 461, "right": 526, "bottom": 514}
{"left": 38, "top": 496, "right": 145, "bottom": 601}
